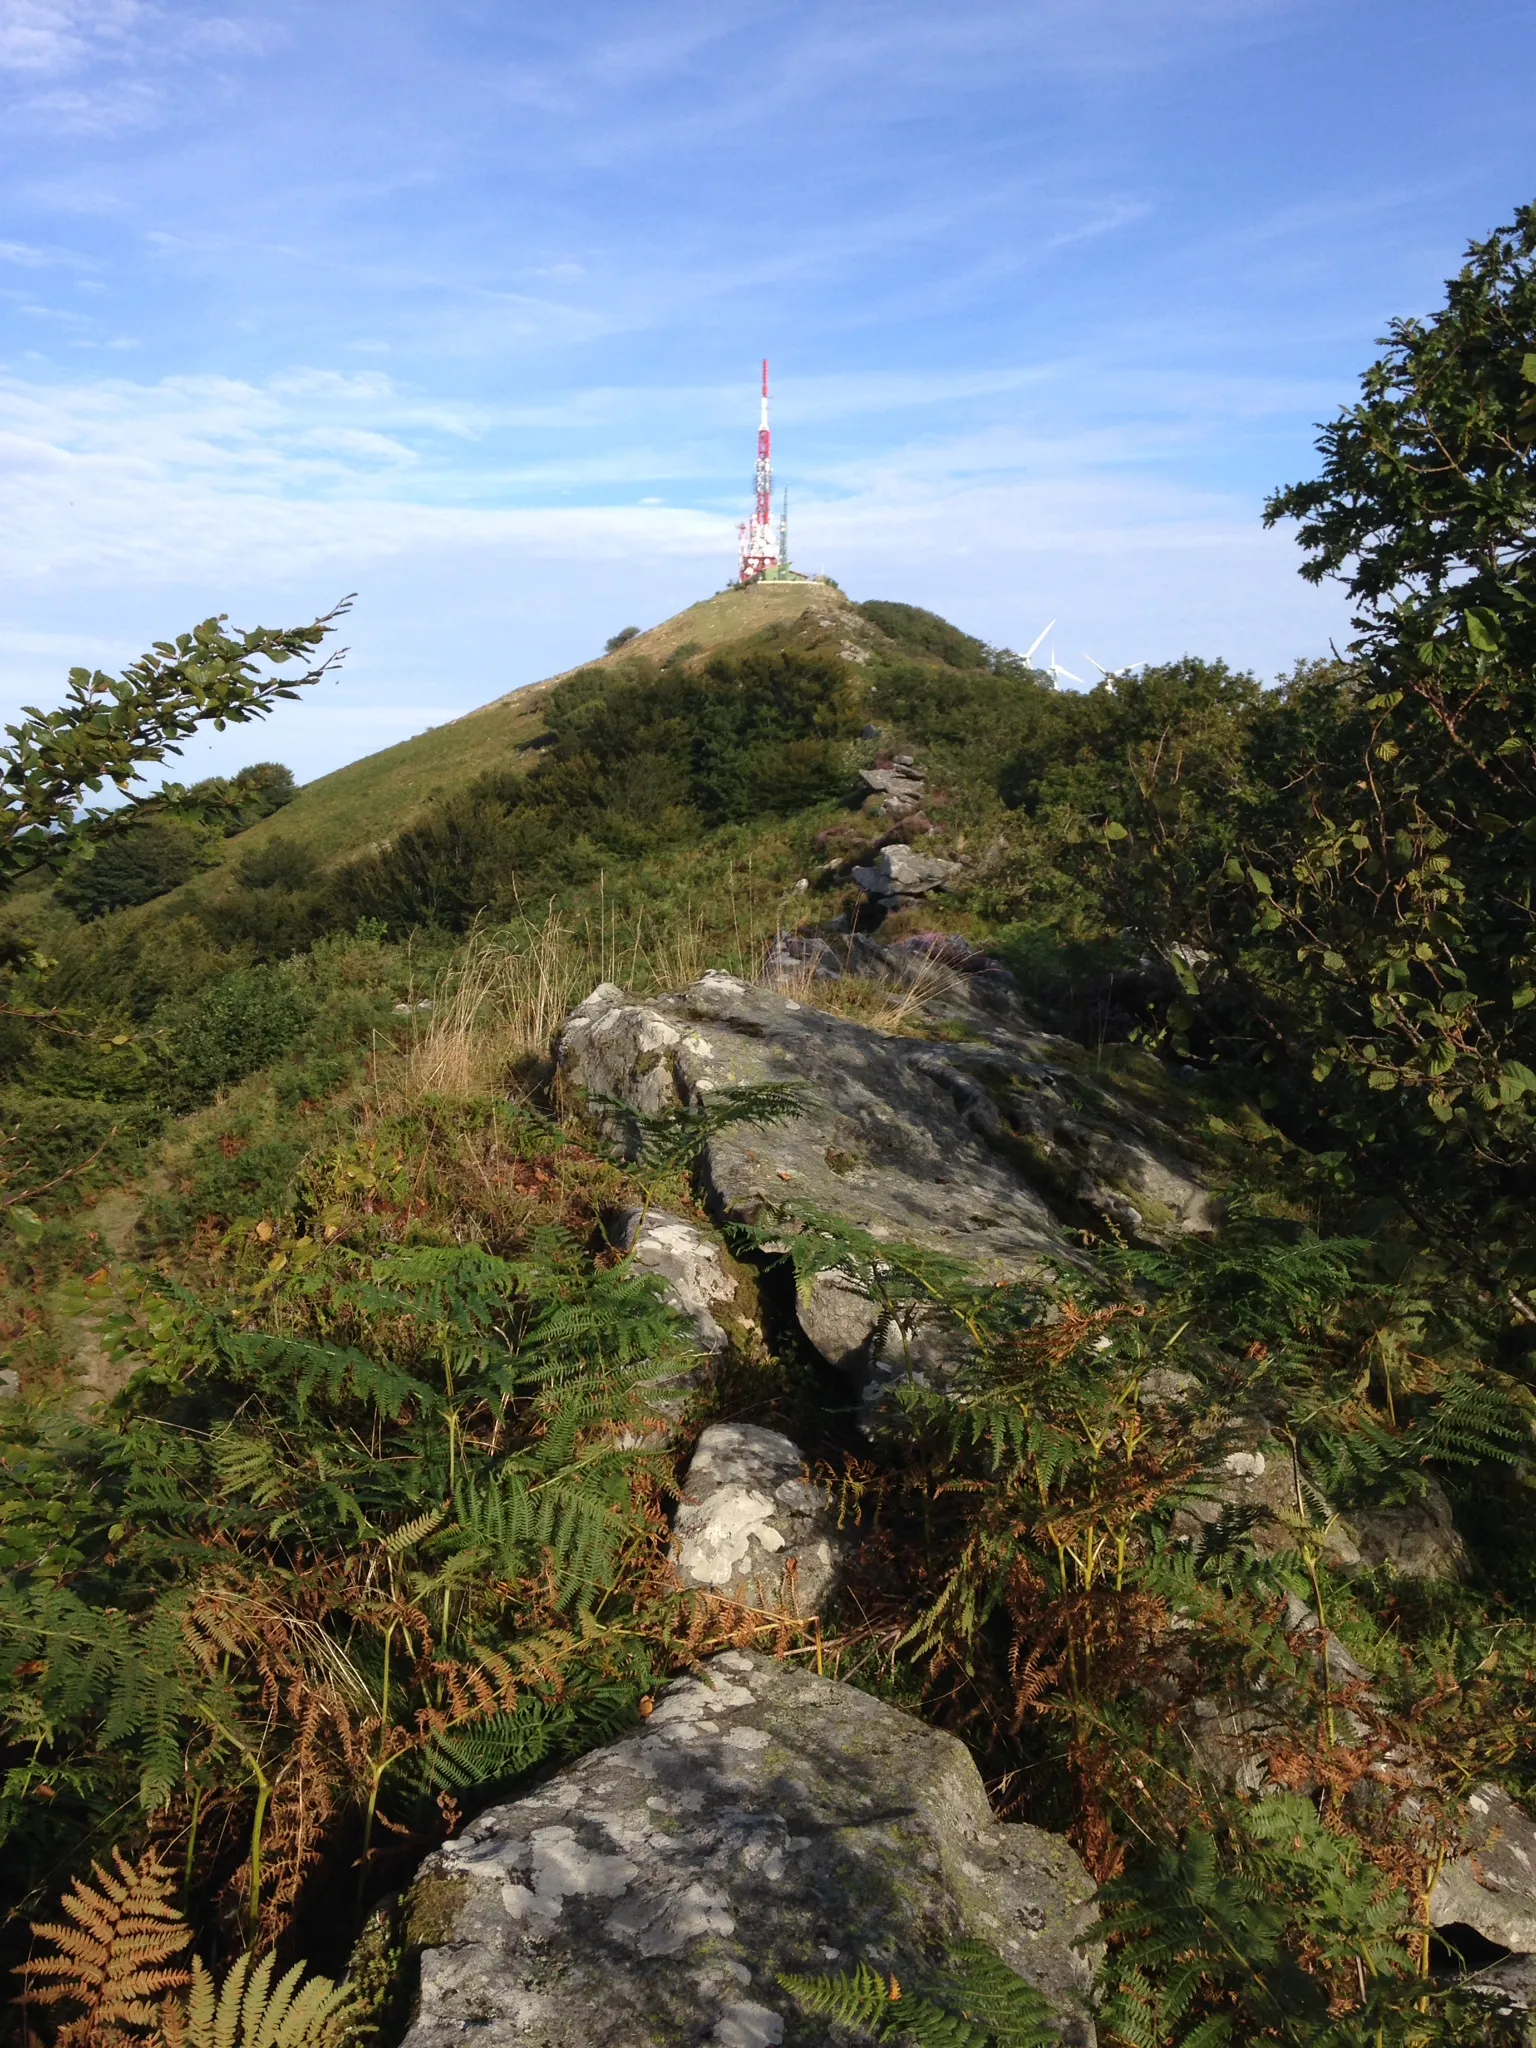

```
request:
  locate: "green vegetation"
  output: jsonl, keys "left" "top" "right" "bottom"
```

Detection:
{"left": 57, "top": 767, "right": 297, "bottom": 921}
{"left": 4, "top": 205, "right": 1536, "bottom": 2048}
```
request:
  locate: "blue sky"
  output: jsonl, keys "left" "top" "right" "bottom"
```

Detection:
{"left": 2, "top": 0, "right": 1533, "bottom": 785}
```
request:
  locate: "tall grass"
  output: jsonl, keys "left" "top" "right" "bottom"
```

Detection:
{"left": 401, "top": 876, "right": 955, "bottom": 1110}
{"left": 400, "top": 892, "right": 775, "bottom": 1103}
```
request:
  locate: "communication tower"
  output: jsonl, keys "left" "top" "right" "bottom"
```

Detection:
{"left": 737, "top": 361, "right": 805, "bottom": 585}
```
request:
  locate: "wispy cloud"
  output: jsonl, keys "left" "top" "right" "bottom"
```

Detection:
{"left": 0, "top": 0, "right": 1522, "bottom": 783}
{"left": 0, "top": 0, "right": 144, "bottom": 75}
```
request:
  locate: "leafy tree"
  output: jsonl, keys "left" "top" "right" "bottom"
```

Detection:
{"left": 1, "top": 607, "right": 347, "bottom": 896}
{"left": 226, "top": 761, "right": 297, "bottom": 821}
{"left": 1253, "top": 206, "right": 1536, "bottom": 1161}
{"left": 57, "top": 818, "right": 220, "bottom": 921}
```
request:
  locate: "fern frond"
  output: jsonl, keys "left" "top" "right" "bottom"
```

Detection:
{"left": 778, "top": 1960, "right": 910, "bottom": 2035}
{"left": 779, "top": 1943, "right": 1054, "bottom": 2047}
{"left": 383, "top": 1507, "right": 446, "bottom": 1556}
{"left": 164, "top": 1955, "right": 355, "bottom": 2048}
{"left": 20, "top": 1847, "right": 191, "bottom": 2040}
{"left": 942, "top": 1944, "right": 1058, "bottom": 2047}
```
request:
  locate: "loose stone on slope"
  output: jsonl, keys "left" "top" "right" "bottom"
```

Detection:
{"left": 671, "top": 1424, "right": 843, "bottom": 1616}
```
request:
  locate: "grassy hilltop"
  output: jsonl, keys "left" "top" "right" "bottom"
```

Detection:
{"left": 206, "top": 579, "right": 864, "bottom": 873}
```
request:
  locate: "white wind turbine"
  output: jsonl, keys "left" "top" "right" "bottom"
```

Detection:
{"left": 1024, "top": 619, "right": 1055, "bottom": 666}
{"left": 1085, "top": 655, "right": 1145, "bottom": 682}
{"left": 1024, "top": 620, "right": 1084, "bottom": 686}
{"left": 1047, "top": 650, "right": 1084, "bottom": 686}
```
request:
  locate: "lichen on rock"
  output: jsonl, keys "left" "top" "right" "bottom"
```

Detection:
{"left": 393, "top": 1651, "right": 1098, "bottom": 2048}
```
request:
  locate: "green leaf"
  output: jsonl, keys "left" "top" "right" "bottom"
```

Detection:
{"left": 1466, "top": 607, "right": 1503, "bottom": 652}
{"left": 1249, "top": 867, "right": 1273, "bottom": 897}
{"left": 1172, "top": 953, "right": 1201, "bottom": 996}
{"left": 7, "top": 1205, "right": 45, "bottom": 1242}
{"left": 1523, "top": 351, "right": 1536, "bottom": 386}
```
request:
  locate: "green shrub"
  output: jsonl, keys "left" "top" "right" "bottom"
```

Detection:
{"left": 0, "top": 1092, "right": 162, "bottom": 1211}
{"left": 234, "top": 835, "right": 311, "bottom": 891}
{"left": 330, "top": 647, "right": 857, "bottom": 933}
{"left": 142, "top": 1125, "right": 309, "bottom": 1241}
{"left": 57, "top": 817, "right": 220, "bottom": 919}
{"left": 858, "top": 599, "right": 997, "bottom": 670}
{"left": 158, "top": 964, "right": 316, "bottom": 1103}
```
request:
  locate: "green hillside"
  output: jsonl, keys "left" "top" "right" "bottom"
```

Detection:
{"left": 3, "top": 212, "right": 1536, "bottom": 2047}
{"left": 218, "top": 578, "right": 863, "bottom": 873}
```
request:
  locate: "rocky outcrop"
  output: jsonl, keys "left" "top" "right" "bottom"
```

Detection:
{"left": 558, "top": 973, "right": 1217, "bottom": 1392}
{"left": 1174, "top": 1425, "right": 1467, "bottom": 1582}
{"left": 671, "top": 1425, "right": 843, "bottom": 1615}
{"left": 558, "top": 974, "right": 1067, "bottom": 1294}
{"left": 1350, "top": 1479, "right": 1468, "bottom": 1581}
{"left": 398, "top": 1651, "right": 1099, "bottom": 2048}
{"left": 1178, "top": 1598, "right": 1536, "bottom": 1962}
{"left": 1433, "top": 1784, "right": 1536, "bottom": 1956}
{"left": 857, "top": 758, "right": 926, "bottom": 820}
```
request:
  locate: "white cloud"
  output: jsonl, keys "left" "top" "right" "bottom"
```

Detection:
{"left": 0, "top": 0, "right": 143, "bottom": 74}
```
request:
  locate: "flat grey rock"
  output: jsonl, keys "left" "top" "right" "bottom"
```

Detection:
{"left": 672, "top": 1425, "right": 842, "bottom": 1615}
{"left": 398, "top": 1652, "right": 1098, "bottom": 2048}
{"left": 557, "top": 973, "right": 1217, "bottom": 1377}
{"left": 857, "top": 765, "right": 925, "bottom": 802}
{"left": 851, "top": 843, "right": 960, "bottom": 901}
{"left": 558, "top": 972, "right": 1065, "bottom": 1298}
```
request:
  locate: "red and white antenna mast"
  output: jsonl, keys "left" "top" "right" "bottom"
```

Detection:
{"left": 737, "top": 358, "right": 781, "bottom": 584}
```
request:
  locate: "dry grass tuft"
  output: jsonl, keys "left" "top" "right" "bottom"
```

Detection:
{"left": 402, "top": 912, "right": 594, "bottom": 1103}
{"left": 759, "top": 940, "right": 956, "bottom": 1036}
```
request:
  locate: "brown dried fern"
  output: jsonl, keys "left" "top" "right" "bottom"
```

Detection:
{"left": 18, "top": 1848, "right": 192, "bottom": 2048}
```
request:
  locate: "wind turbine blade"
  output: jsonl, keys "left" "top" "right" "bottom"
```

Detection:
{"left": 1084, "top": 656, "right": 1110, "bottom": 676}
{"left": 1054, "top": 666, "right": 1085, "bottom": 686}
{"left": 1024, "top": 620, "right": 1055, "bottom": 663}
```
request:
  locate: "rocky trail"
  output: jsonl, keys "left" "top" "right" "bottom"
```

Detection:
{"left": 391, "top": 939, "right": 1536, "bottom": 2045}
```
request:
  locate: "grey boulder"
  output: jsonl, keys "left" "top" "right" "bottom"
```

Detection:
{"left": 398, "top": 1651, "right": 1098, "bottom": 2048}
{"left": 1349, "top": 1478, "right": 1468, "bottom": 1581}
{"left": 671, "top": 1424, "right": 842, "bottom": 1615}
{"left": 851, "top": 843, "right": 961, "bottom": 904}
{"left": 1174, "top": 1431, "right": 1466, "bottom": 1582}
{"left": 613, "top": 1207, "right": 755, "bottom": 1359}
{"left": 1432, "top": 1783, "right": 1536, "bottom": 1956}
